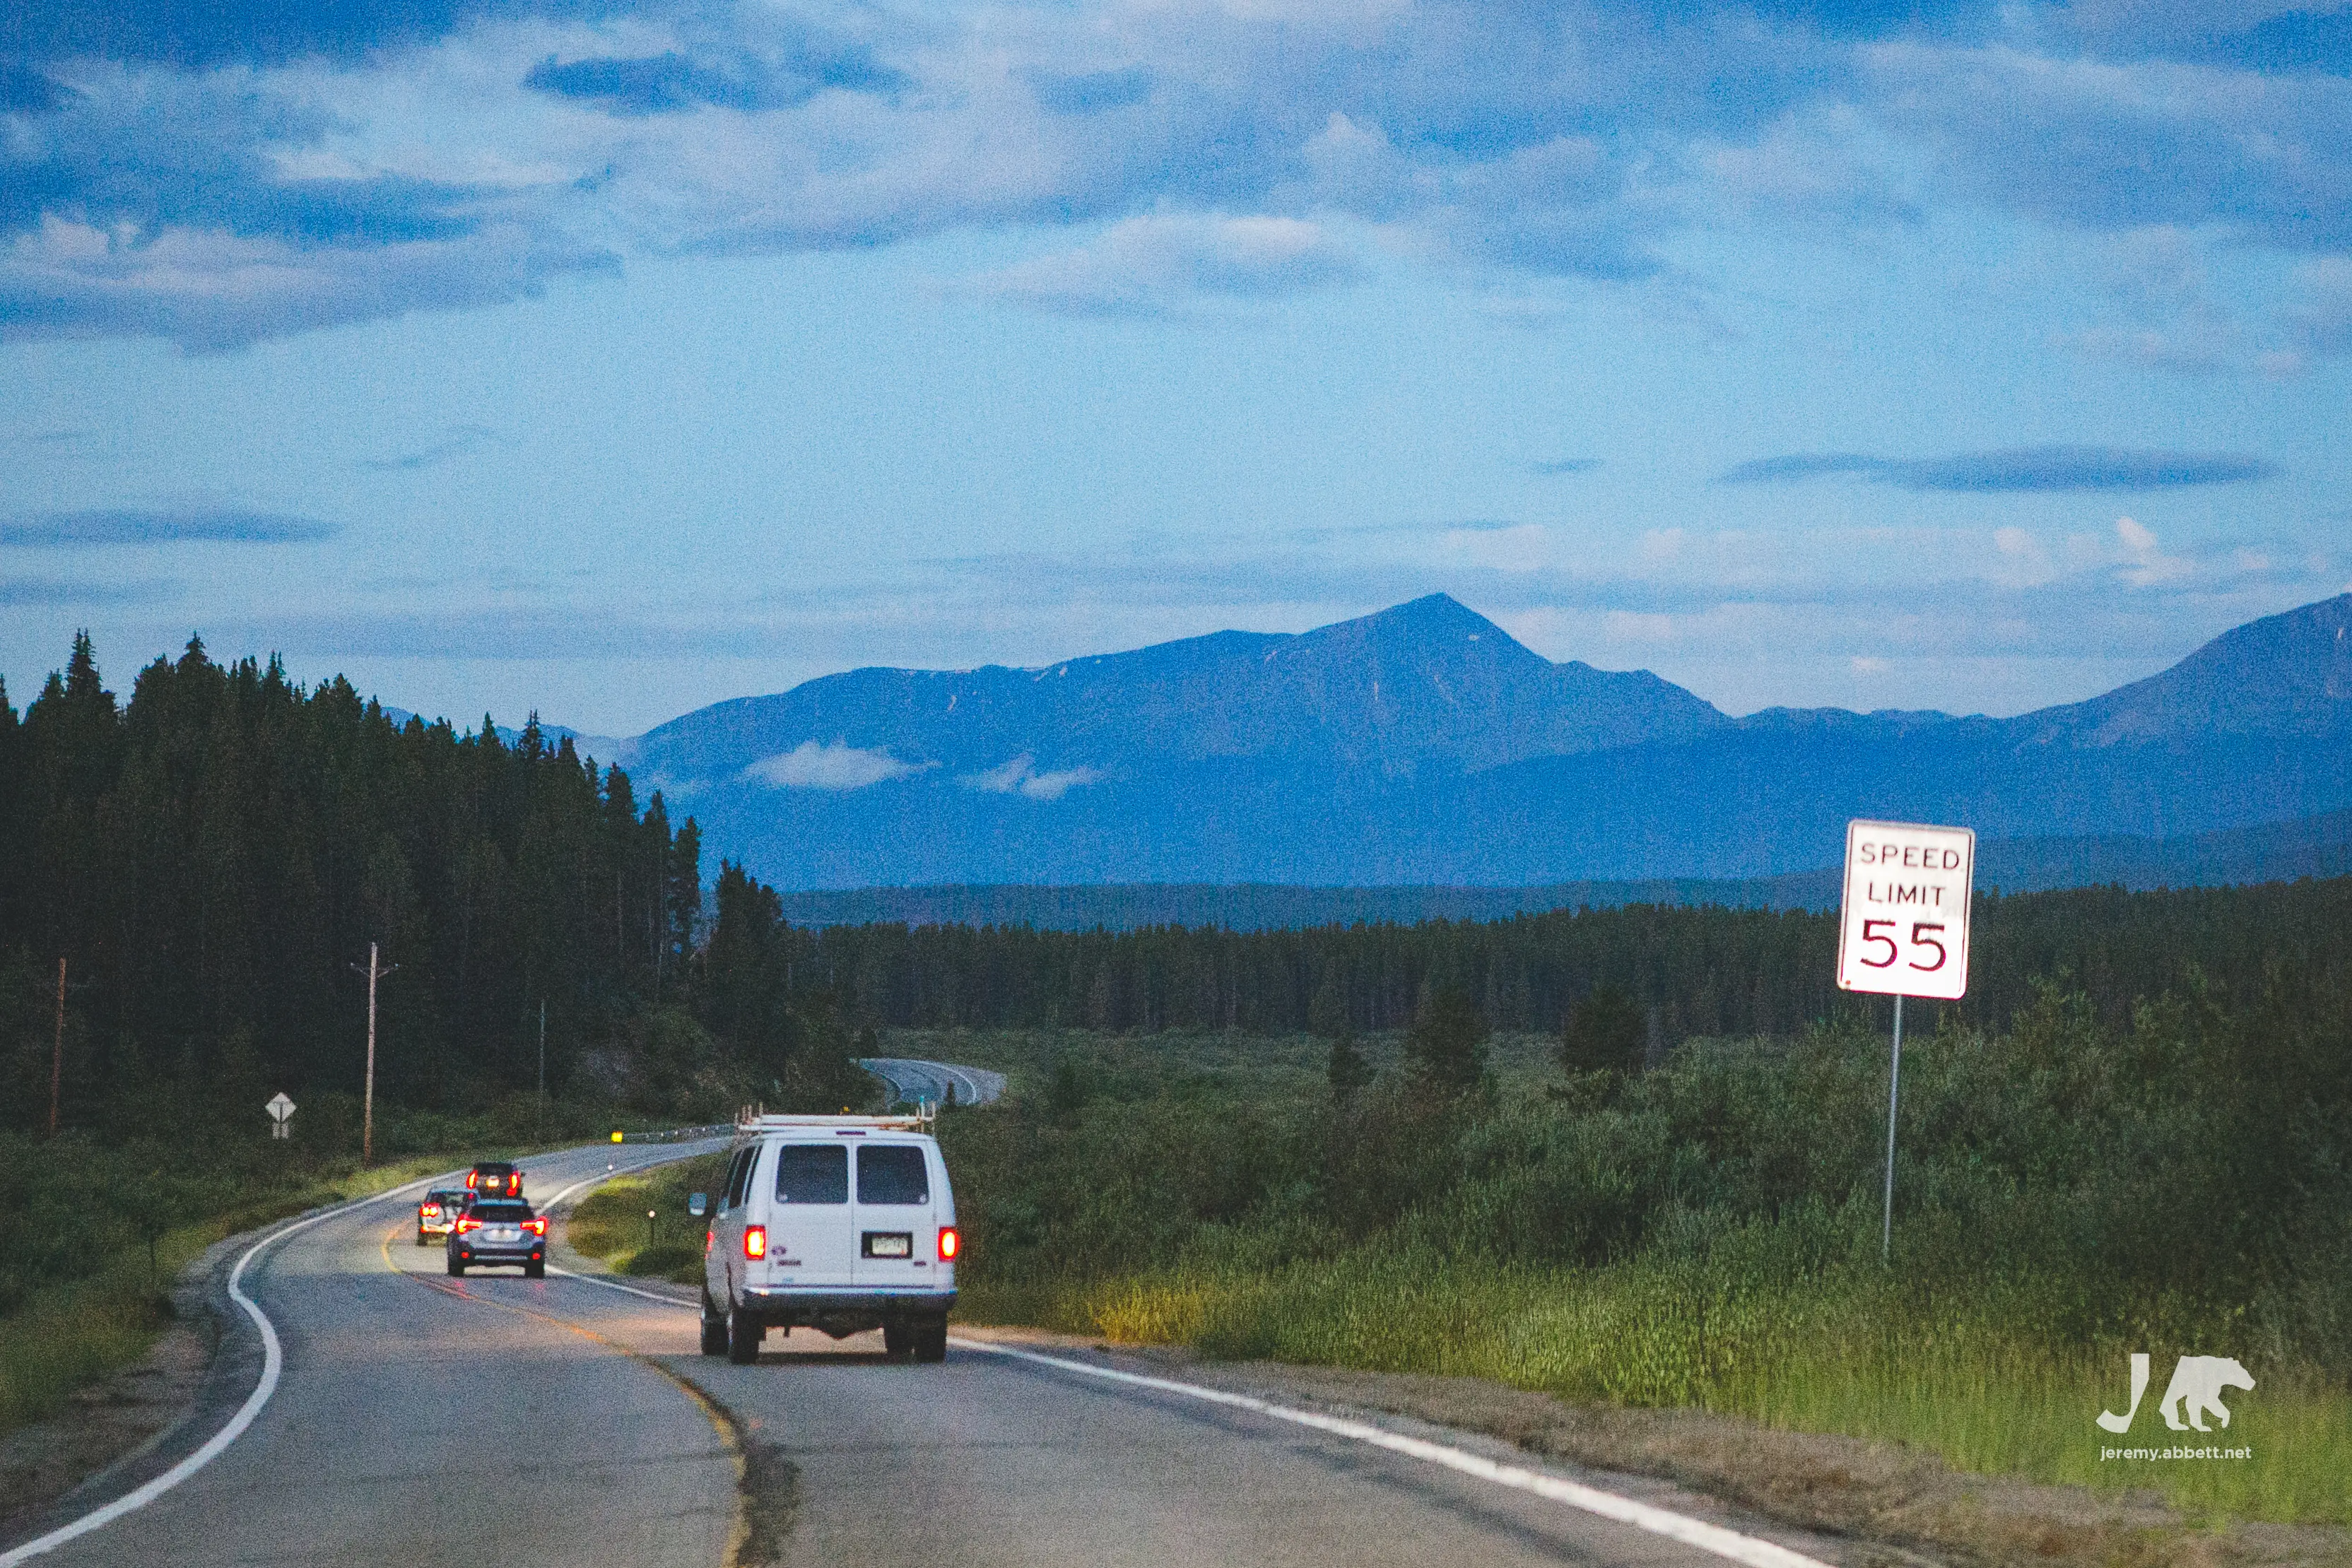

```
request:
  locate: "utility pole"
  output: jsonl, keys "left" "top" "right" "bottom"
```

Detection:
{"left": 349, "top": 943, "right": 398, "bottom": 1166}
{"left": 49, "top": 957, "right": 65, "bottom": 1137}
{"left": 536, "top": 998, "right": 547, "bottom": 1140}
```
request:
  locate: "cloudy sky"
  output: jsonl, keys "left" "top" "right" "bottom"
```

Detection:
{"left": 4, "top": 0, "right": 2350, "bottom": 734}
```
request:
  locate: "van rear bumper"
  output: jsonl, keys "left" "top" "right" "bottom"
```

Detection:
{"left": 740, "top": 1287, "right": 956, "bottom": 1320}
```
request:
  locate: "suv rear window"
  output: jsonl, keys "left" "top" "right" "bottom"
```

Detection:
{"left": 772, "top": 1144, "right": 848, "bottom": 1205}
{"left": 857, "top": 1145, "right": 929, "bottom": 1206}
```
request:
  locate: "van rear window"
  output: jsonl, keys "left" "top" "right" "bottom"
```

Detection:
{"left": 857, "top": 1145, "right": 929, "bottom": 1206}
{"left": 772, "top": 1144, "right": 848, "bottom": 1205}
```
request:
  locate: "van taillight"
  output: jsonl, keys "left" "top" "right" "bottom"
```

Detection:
{"left": 705, "top": 1229, "right": 714, "bottom": 1255}
{"left": 937, "top": 1227, "right": 960, "bottom": 1262}
{"left": 743, "top": 1225, "right": 767, "bottom": 1260}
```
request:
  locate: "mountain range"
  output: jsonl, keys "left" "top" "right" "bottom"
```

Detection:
{"left": 578, "top": 590, "right": 2352, "bottom": 896}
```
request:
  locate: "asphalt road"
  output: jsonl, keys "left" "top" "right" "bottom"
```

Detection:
{"left": 11, "top": 1137, "right": 1845, "bottom": 1568}
{"left": 9, "top": 1141, "right": 738, "bottom": 1568}
{"left": 857, "top": 1056, "right": 1007, "bottom": 1107}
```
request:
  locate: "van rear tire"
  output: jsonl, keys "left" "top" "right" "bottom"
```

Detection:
{"left": 913, "top": 1321, "right": 948, "bottom": 1364}
{"left": 727, "top": 1305, "right": 762, "bottom": 1364}
{"left": 882, "top": 1323, "right": 912, "bottom": 1359}
{"left": 700, "top": 1292, "right": 729, "bottom": 1357}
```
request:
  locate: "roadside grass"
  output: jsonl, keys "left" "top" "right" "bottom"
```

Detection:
{"left": 963, "top": 1251, "right": 2351, "bottom": 1528}
{"left": 934, "top": 1003, "right": 2352, "bottom": 1533}
{"left": 0, "top": 1153, "right": 457, "bottom": 1440}
{"left": 566, "top": 1153, "right": 729, "bottom": 1286}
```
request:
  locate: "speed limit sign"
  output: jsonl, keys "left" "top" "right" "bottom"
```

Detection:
{"left": 1837, "top": 820, "right": 1974, "bottom": 1001}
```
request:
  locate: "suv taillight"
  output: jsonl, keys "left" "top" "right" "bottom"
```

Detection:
{"left": 524, "top": 1217, "right": 547, "bottom": 1236}
{"left": 743, "top": 1225, "right": 767, "bottom": 1260}
{"left": 456, "top": 1215, "right": 480, "bottom": 1233}
{"left": 938, "top": 1227, "right": 960, "bottom": 1262}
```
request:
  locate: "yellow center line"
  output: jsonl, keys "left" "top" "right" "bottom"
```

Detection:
{"left": 377, "top": 1222, "right": 753, "bottom": 1568}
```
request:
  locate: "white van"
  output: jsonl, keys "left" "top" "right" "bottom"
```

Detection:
{"left": 700, "top": 1114, "right": 959, "bottom": 1364}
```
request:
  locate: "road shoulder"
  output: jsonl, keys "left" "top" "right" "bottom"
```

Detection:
{"left": 0, "top": 1230, "right": 258, "bottom": 1551}
{"left": 947, "top": 1327, "right": 2352, "bottom": 1568}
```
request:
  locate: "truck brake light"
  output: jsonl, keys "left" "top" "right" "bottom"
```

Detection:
{"left": 743, "top": 1225, "right": 767, "bottom": 1260}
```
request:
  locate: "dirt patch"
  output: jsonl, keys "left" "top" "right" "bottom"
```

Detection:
{"left": 953, "top": 1326, "right": 2352, "bottom": 1568}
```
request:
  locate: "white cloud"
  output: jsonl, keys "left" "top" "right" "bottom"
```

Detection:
{"left": 967, "top": 214, "right": 1361, "bottom": 317}
{"left": 743, "top": 741, "right": 930, "bottom": 789}
{"left": 2114, "top": 516, "right": 2193, "bottom": 587}
{"left": 960, "top": 754, "right": 1104, "bottom": 800}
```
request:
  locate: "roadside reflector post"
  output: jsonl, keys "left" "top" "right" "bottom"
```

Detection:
{"left": 1836, "top": 819, "right": 1974, "bottom": 1265}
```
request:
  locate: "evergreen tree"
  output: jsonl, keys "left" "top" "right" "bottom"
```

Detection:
{"left": 1404, "top": 982, "right": 1488, "bottom": 1097}
{"left": 1561, "top": 984, "right": 1646, "bottom": 1075}
{"left": 1312, "top": 975, "right": 1371, "bottom": 1097}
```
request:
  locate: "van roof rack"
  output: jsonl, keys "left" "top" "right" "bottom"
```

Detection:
{"left": 734, "top": 1107, "right": 936, "bottom": 1133}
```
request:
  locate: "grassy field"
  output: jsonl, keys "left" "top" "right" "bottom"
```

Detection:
{"left": 566, "top": 1152, "right": 730, "bottom": 1285}
{"left": 907, "top": 1018, "right": 2352, "bottom": 1528}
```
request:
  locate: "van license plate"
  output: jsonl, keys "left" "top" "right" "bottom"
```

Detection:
{"left": 862, "top": 1232, "right": 912, "bottom": 1258}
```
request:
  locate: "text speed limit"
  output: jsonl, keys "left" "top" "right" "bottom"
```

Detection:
{"left": 1837, "top": 820, "right": 1975, "bottom": 1001}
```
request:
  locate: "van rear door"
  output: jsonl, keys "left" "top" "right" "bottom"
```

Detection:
{"left": 850, "top": 1141, "right": 938, "bottom": 1288}
{"left": 762, "top": 1140, "right": 856, "bottom": 1287}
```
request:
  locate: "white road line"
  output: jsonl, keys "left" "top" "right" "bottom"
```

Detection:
{"left": 546, "top": 1266, "right": 697, "bottom": 1307}
{"left": 953, "top": 1341, "right": 1834, "bottom": 1568}
{"left": 0, "top": 1176, "right": 440, "bottom": 1567}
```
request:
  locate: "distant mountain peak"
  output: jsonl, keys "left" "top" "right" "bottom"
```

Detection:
{"left": 1311, "top": 592, "right": 1532, "bottom": 652}
{"left": 630, "top": 592, "right": 1725, "bottom": 786}
{"left": 2024, "top": 591, "right": 2352, "bottom": 744}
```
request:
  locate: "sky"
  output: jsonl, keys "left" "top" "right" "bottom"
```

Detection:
{"left": 5, "top": 0, "right": 2351, "bottom": 736}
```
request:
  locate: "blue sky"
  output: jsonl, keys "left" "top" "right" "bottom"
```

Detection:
{"left": 5, "top": 0, "right": 2351, "bottom": 734}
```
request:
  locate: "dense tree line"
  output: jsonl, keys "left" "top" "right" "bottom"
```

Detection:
{"left": 803, "top": 876, "right": 2352, "bottom": 1043}
{"left": 0, "top": 635, "right": 854, "bottom": 1138}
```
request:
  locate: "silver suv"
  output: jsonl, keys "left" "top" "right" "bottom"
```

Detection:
{"left": 447, "top": 1198, "right": 547, "bottom": 1278}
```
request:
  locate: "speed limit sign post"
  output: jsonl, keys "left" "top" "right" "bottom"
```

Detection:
{"left": 1838, "top": 819, "right": 1975, "bottom": 1263}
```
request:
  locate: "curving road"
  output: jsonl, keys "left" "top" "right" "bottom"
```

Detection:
{"left": 858, "top": 1056, "right": 1006, "bottom": 1107}
{"left": 2, "top": 1141, "right": 736, "bottom": 1568}
{"left": 6, "top": 1137, "right": 1852, "bottom": 1568}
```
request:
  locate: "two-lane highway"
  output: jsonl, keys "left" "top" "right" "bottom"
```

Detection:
{"left": 6, "top": 1142, "right": 737, "bottom": 1568}
{"left": 10, "top": 1137, "right": 1850, "bottom": 1568}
